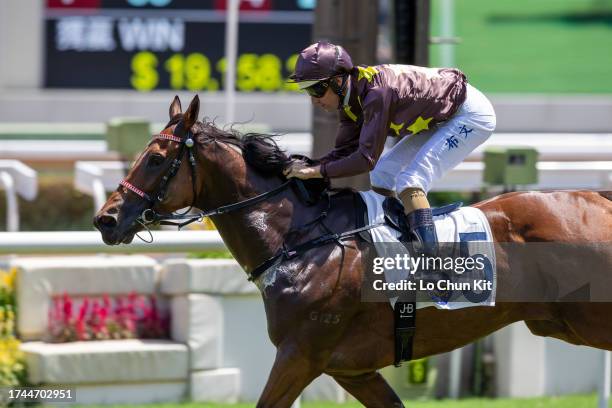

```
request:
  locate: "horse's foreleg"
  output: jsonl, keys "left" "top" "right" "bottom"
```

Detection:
{"left": 257, "top": 343, "right": 322, "bottom": 408}
{"left": 333, "top": 371, "right": 404, "bottom": 408}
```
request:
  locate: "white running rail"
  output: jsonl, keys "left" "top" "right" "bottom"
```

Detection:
{"left": 0, "top": 230, "right": 225, "bottom": 255}
{"left": 0, "top": 160, "right": 37, "bottom": 232}
{"left": 74, "top": 161, "right": 129, "bottom": 212}
{"left": 435, "top": 161, "right": 612, "bottom": 192}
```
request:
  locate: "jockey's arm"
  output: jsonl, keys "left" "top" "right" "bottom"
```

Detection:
{"left": 316, "top": 116, "right": 360, "bottom": 164}
{"left": 284, "top": 114, "right": 360, "bottom": 180}
{"left": 321, "top": 87, "right": 394, "bottom": 178}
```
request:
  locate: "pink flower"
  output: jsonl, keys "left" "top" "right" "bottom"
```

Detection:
{"left": 47, "top": 293, "right": 169, "bottom": 342}
{"left": 62, "top": 293, "right": 73, "bottom": 324}
{"left": 103, "top": 294, "right": 111, "bottom": 311}
{"left": 75, "top": 297, "right": 90, "bottom": 340}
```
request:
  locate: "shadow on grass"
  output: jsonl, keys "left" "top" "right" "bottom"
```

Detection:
{"left": 487, "top": 11, "right": 612, "bottom": 26}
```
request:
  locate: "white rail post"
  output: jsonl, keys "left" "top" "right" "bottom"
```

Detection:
{"left": 224, "top": 0, "right": 240, "bottom": 124}
{"left": 448, "top": 347, "right": 462, "bottom": 398}
{"left": 440, "top": 0, "right": 455, "bottom": 67}
{"left": 92, "top": 178, "right": 107, "bottom": 214}
{"left": 0, "top": 171, "right": 19, "bottom": 232}
{"left": 599, "top": 351, "right": 611, "bottom": 408}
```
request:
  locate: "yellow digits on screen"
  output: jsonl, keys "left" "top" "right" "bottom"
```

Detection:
{"left": 164, "top": 53, "right": 211, "bottom": 91}
{"left": 284, "top": 53, "right": 300, "bottom": 92}
{"left": 133, "top": 52, "right": 300, "bottom": 92}
{"left": 236, "top": 53, "right": 258, "bottom": 92}
{"left": 131, "top": 51, "right": 159, "bottom": 91}
{"left": 257, "top": 54, "right": 282, "bottom": 92}
{"left": 164, "top": 54, "right": 184, "bottom": 89}
{"left": 185, "top": 53, "right": 211, "bottom": 91}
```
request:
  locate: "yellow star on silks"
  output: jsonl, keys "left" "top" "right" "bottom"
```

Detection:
{"left": 407, "top": 116, "right": 433, "bottom": 135}
{"left": 357, "top": 66, "right": 379, "bottom": 83}
{"left": 389, "top": 121, "right": 405, "bottom": 136}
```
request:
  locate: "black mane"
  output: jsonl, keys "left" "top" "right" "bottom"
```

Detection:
{"left": 165, "top": 116, "right": 293, "bottom": 177}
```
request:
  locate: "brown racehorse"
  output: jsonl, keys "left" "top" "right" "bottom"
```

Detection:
{"left": 94, "top": 96, "right": 612, "bottom": 408}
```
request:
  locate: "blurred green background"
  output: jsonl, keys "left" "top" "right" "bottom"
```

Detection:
{"left": 63, "top": 393, "right": 612, "bottom": 408}
{"left": 429, "top": 0, "right": 612, "bottom": 93}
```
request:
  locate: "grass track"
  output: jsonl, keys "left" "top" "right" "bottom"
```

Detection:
{"left": 429, "top": 0, "right": 612, "bottom": 93}
{"left": 64, "top": 393, "right": 610, "bottom": 408}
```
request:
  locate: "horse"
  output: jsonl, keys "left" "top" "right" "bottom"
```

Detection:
{"left": 94, "top": 95, "right": 612, "bottom": 408}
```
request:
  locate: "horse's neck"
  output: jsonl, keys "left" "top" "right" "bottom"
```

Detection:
{"left": 204, "top": 169, "right": 312, "bottom": 274}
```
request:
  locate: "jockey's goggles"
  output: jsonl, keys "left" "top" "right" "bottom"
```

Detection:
{"left": 303, "top": 80, "right": 330, "bottom": 98}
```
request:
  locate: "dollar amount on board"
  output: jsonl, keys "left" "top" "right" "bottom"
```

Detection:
{"left": 131, "top": 51, "right": 300, "bottom": 92}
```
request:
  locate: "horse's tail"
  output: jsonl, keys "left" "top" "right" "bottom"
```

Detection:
{"left": 599, "top": 191, "right": 612, "bottom": 201}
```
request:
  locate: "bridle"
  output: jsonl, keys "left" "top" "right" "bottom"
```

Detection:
{"left": 119, "top": 123, "right": 198, "bottom": 225}
{"left": 118, "top": 124, "right": 295, "bottom": 236}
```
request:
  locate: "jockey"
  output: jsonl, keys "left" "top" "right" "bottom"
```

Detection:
{"left": 284, "top": 41, "right": 496, "bottom": 254}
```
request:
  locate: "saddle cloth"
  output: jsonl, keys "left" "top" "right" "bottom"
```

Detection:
{"left": 358, "top": 190, "right": 497, "bottom": 310}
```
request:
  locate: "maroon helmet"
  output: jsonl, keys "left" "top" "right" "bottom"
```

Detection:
{"left": 289, "top": 41, "right": 353, "bottom": 87}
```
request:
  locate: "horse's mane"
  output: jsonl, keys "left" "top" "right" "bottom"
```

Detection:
{"left": 165, "top": 115, "right": 292, "bottom": 177}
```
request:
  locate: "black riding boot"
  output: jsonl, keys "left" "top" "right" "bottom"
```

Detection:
{"left": 406, "top": 208, "right": 439, "bottom": 257}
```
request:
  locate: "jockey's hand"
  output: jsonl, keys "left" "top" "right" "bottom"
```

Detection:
{"left": 283, "top": 161, "right": 322, "bottom": 180}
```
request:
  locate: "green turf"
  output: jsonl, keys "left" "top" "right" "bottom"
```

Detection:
{"left": 189, "top": 249, "right": 234, "bottom": 259}
{"left": 62, "top": 394, "right": 610, "bottom": 408}
{"left": 429, "top": 0, "right": 612, "bottom": 93}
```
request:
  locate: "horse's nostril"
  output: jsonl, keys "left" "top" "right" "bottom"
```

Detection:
{"left": 97, "top": 214, "right": 118, "bottom": 229}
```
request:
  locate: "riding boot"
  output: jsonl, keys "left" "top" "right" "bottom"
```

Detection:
{"left": 398, "top": 188, "right": 439, "bottom": 257}
{"left": 406, "top": 208, "right": 439, "bottom": 258}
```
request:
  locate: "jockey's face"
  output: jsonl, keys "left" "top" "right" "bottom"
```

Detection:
{"left": 310, "top": 77, "right": 341, "bottom": 112}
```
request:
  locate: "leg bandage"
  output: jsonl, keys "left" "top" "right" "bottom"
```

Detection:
{"left": 398, "top": 188, "right": 430, "bottom": 214}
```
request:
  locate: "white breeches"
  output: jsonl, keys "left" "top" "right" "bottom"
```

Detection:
{"left": 370, "top": 83, "right": 496, "bottom": 193}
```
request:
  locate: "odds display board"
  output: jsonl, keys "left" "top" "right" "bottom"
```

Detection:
{"left": 44, "top": 0, "right": 314, "bottom": 91}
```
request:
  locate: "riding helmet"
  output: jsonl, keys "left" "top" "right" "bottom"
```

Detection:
{"left": 289, "top": 41, "right": 354, "bottom": 89}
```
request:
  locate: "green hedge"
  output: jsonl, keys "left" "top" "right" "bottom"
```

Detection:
{"left": 0, "top": 178, "right": 94, "bottom": 231}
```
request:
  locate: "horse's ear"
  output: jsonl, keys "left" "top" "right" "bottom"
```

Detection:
{"left": 169, "top": 95, "right": 182, "bottom": 119}
{"left": 183, "top": 95, "right": 200, "bottom": 130}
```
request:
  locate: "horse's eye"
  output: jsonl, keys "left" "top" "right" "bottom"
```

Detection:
{"left": 147, "top": 154, "right": 165, "bottom": 167}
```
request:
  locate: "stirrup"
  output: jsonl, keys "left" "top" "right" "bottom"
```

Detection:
{"left": 407, "top": 209, "right": 439, "bottom": 257}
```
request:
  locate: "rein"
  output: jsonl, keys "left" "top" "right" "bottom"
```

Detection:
{"left": 148, "top": 178, "right": 294, "bottom": 229}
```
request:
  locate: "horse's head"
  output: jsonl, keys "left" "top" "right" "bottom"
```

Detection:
{"left": 94, "top": 95, "right": 203, "bottom": 245}
{"left": 94, "top": 95, "right": 303, "bottom": 246}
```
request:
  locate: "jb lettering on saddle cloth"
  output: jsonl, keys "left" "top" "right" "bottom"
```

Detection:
{"left": 285, "top": 41, "right": 498, "bottom": 364}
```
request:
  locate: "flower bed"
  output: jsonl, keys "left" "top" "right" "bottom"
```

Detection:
{"left": 0, "top": 267, "right": 26, "bottom": 387}
{"left": 48, "top": 292, "right": 169, "bottom": 342}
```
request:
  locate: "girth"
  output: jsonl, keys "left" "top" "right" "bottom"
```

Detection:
{"left": 248, "top": 192, "right": 381, "bottom": 281}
